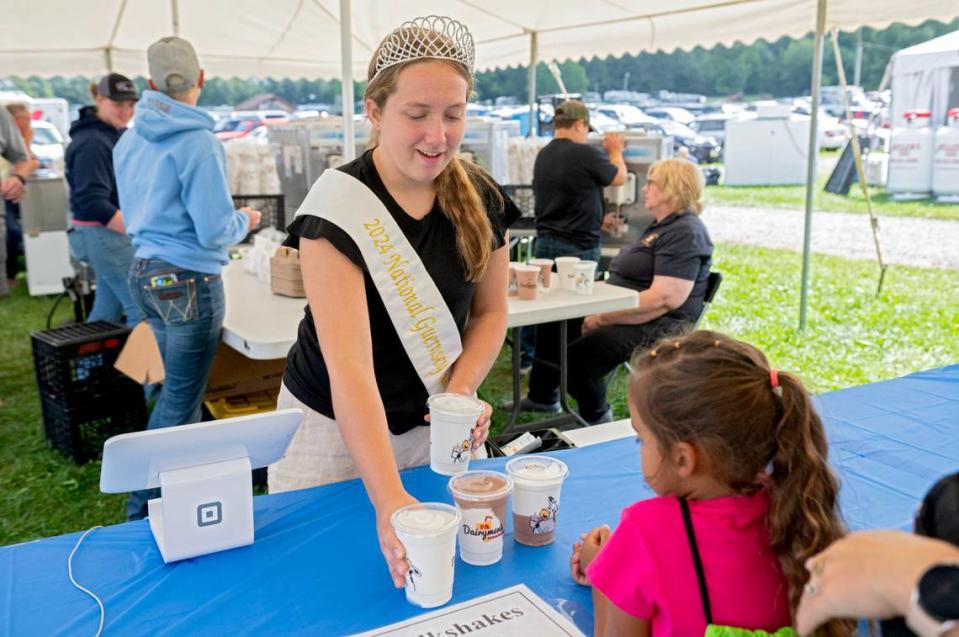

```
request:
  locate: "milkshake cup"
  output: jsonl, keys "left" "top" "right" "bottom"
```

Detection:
{"left": 391, "top": 503, "right": 461, "bottom": 608}
{"left": 515, "top": 265, "right": 539, "bottom": 301}
{"left": 507, "top": 262, "right": 520, "bottom": 297}
{"left": 506, "top": 455, "right": 569, "bottom": 546}
{"left": 448, "top": 471, "right": 513, "bottom": 566}
{"left": 527, "top": 258, "right": 554, "bottom": 294}
{"left": 573, "top": 260, "right": 598, "bottom": 295}
{"left": 554, "top": 256, "right": 581, "bottom": 291}
{"left": 428, "top": 393, "right": 484, "bottom": 476}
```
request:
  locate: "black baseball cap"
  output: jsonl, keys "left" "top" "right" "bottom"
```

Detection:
{"left": 97, "top": 73, "right": 138, "bottom": 101}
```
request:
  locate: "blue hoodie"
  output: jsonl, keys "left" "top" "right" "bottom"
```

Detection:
{"left": 114, "top": 90, "right": 248, "bottom": 274}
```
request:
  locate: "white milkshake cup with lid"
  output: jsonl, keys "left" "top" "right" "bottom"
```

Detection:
{"left": 506, "top": 455, "right": 569, "bottom": 546}
{"left": 428, "top": 393, "right": 484, "bottom": 476}
{"left": 391, "top": 502, "right": 461, "bottom": 608}
{"left": 554, "top": 256, "right": 581, "bottom": 291}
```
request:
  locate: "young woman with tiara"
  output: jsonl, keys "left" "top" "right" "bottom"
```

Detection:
{"left": 268, "top": 16, "right": 520, "bottom": 588}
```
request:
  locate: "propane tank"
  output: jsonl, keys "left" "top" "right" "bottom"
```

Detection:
{"left": 933, "top": 107, "right": 959, "bottom": 201}
{"left": 887, "top": 110, "right": 934, "bottom": 199}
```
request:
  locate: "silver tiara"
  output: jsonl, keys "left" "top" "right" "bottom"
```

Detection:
{"left": 373, "top": 15, "right": 475, "bottom": 79}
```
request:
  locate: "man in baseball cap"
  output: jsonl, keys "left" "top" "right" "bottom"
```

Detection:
{"left": 147, "top": 36, "right": 202, "bottom": 95}
{"left": 97, "top": 73, "right": 139, "bottom": 102}
{"left": 114, "top": 36, "right": 261, "bottom": 520}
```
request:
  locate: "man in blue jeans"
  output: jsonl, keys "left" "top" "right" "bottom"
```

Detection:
{"left": 514, "top": 101, "right": 626, "bottom": 414}
{"left": 114, "top": 36, "right": 261, "bottom": 520}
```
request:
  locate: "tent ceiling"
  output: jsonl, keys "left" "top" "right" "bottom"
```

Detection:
{"left": 1, "top": 0, "right": 957, "bottom": 79}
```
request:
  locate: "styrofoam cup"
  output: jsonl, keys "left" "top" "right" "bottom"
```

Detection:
{"left": 392, "top": 503, "right": 461, "bottom": 608}
{"left": 428, "top": 393, "right": 484, "bottom": 475}
{"left": 506, "top": 455, "right": 569, "bottom": 546}
{"left": 573, "top": 260, "right": 598, "bottom": 295}
{"left": 554, "top": 256, "right": 581, "bottom": 291}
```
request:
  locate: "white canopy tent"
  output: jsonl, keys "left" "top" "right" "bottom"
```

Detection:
{"left": 2, "top": 0, "right": 957, "bottom": 328}
{"left": 889, "top": 29, "right": 959, "bottom": 128}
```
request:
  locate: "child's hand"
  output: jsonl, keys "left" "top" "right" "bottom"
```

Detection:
{"left": 570, "top": 525, "right": 611, "bottom": 585}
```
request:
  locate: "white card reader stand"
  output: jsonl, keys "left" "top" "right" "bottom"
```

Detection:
{"left": 101, "top": 409, "right": 302, "bottom": 563}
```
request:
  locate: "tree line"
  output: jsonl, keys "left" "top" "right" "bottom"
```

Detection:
{"left": 3, "top": 17, "right": 956, "bottom": 109}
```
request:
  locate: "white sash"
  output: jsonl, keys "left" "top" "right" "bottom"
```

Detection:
{"left": 295, "top": 169, "right": 462, "bottom": 395}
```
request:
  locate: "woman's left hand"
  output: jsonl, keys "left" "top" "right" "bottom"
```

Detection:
{"left": 582, "top": 314, "right": 603, "bottom": 333}
{"left": 470, "top": 399, "right": 493, "bottom": 450}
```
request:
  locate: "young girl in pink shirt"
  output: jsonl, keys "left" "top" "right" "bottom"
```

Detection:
{"left": 570, "top": 331, "right": 853, "bottom": 637}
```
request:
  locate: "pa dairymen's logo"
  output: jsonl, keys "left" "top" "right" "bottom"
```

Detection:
{"left": 462, "top": 514, "right": 504, "bottom": 543}
{"left": 450, "top": 427, "right": 476, "bottom": 463}
{"left": 528, "top": 496, "right": 559, "bottom": 535}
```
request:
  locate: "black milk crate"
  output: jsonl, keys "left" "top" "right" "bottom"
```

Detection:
{"left": 31, "top": 321, "right": 141, "bottom": 403}
{"left": 232, "top": 194, "right": 286, "bottom": 240}
{"left": 39, "top": 394, "right": 146, "bottom": 464}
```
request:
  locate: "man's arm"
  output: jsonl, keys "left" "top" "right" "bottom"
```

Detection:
{"left": 603, "top": 133, "right": 627, "bottom": 186}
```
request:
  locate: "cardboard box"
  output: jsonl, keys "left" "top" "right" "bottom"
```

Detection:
{"left": 204, "top": 342, "right": 286, "bottom": 402}
{"left": 271, "top": 246, "right": 306, "bottom": 298}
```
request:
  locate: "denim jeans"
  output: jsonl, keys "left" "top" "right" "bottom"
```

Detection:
{"left": 68, "top": 225, "right": 144, "bottom": 326}
{"left": 5, "top": 200, "right": 22, "bottom": 281}
{"left": 520, "top": 234, "right": 602, "bottom": 374}
{"left": 125, "top": 258, "right": 225, "bottom": 520}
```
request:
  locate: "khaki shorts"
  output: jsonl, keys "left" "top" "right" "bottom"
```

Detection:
{"left": 267, "top": 382, "right": 431, "bottom": 494}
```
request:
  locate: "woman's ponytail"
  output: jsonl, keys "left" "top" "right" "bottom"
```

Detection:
{"left": 435, "top": 157, "right": 500, "bottom": 281}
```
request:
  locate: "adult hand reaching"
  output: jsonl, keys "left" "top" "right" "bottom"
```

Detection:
{"left": 376, "top": 491, "right": 420, "bottom": 588}
{"left": 796, "top": 530, "right": 959, "bottom": 635}
{"left": 242, "top": 207, "right": 262, "bottom": 231}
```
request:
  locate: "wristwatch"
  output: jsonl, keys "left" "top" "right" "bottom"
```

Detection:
{"left": 907, "top": 564, "right": 959, "bottom": 637}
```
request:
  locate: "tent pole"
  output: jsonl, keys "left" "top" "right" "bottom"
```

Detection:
{"left": 340, "top": 0, "right": 355, "bottom": 161}
{"left": 799, "top": 0, "right": 827, "bottom": 332}
{"left": 170, "top": 0, "right": 180, "bottom": 36}
{"left": 528, "top": 31, "right": 537, "bottom": 138}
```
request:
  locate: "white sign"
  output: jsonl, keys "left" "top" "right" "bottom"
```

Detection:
{"left": 350, "top": 584, "right": 587, "bottom": 637}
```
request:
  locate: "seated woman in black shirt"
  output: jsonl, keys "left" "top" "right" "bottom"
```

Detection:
{"left": 525, "top": 158, "right": 713, "bottom": 424}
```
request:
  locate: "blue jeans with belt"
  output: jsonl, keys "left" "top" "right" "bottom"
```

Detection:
{"left": 125, "top": 257, "right": 225, "bottom": 520}
{"left": 68, "top": 224, "right": 144, "bottom": 326}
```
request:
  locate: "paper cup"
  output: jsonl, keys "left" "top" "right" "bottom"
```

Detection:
{"left": 527, "top": 258, "right": 554, "bottom": 294}
{"left": 573, "top": 261, "right": 598, "bottom": 295}
{"left": 554, "top": 256, "right": 581, "bottom": 291}
{"left": 428, "top": 393, "right": 484, "bottom": 476}
{"left": 448, "top": 471, "right": 513, "bottom": 566}
{"left": 391, "top": 503, "right": 461, "bottom": 608}
{"left": 507, "top": 262, "right": 521, "bottom": 297}
{"left": 506, "top": 455, "right": 569, "bottom": 546}
{"left": 515, "top": 265, "right": 539, "bottom": 301}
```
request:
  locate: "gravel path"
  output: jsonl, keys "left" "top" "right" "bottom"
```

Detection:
{"left": 701, "top": 205, "right": 959, "bottom": 270}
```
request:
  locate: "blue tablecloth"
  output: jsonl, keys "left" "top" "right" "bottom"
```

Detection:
{"left": 2, "top": 365, "right": 958, "bottom": 636}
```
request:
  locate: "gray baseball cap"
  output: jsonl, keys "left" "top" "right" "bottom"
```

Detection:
{"left": 148, "top": 36, "right": 201, "bottom": 94}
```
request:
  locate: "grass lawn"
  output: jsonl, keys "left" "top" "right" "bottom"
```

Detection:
{"left": 3, "top": 244, "right": 959, "bottom": 546}
{"left": 704, "top": 168, "right": 959, "bottom": 221}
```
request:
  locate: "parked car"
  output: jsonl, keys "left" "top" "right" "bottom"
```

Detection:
{"left": 644, "top": 106, "right": 696, "bottom": 126}
{"left": 31, "top": 120, "right": 65, "bottom": 174}
{"left": 689, "top": 113, "right": 734, "bottom": 145}
{"left": 634, "top": 118, "right": 720, "bottom": 163}
{"left": 593, "top": 104, "right": 658, "bottom": 129}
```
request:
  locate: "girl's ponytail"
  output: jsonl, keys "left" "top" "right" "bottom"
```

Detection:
{"left": 435, "top": 156, "right": 500, "bottom": 281}
{"left": 767, "top": 372, "right": 853, "bottom": 637}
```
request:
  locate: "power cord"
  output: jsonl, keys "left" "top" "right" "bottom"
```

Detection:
{"left": 68, "top": 525, "right": 105, "bottom": 637}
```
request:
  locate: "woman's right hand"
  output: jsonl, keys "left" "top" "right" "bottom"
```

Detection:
{"left": 242, "top": 207, "right": 262, "bottom": 230}
{"left": 376, "top": 492, "right": 419, "bottom": 588}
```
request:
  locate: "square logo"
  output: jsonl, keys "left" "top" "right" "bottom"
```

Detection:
{"left": 196, "top": 501, "right": 222, "bottom": 527}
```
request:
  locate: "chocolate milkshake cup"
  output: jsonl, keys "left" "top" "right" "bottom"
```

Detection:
{"left": 391, "top": 503, "right": 461, "bottom": 608}
{"left": 527, "top": 258, "right": 554, "bottom": 294}
{"left": 448, "top": 471, "right": 513, "bottom": 566}
{"left": 515, "top": 265, "right": 539, "bottom": 300}
{"left": 428, "top": 393, "right": 484, "bottom": 476}
{"left": 505, "top": 455, "right": 569, "bottom": 546}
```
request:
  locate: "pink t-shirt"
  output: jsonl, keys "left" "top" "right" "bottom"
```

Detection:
{"left": 586, "top": 491, "right": 791, "bottom": 636}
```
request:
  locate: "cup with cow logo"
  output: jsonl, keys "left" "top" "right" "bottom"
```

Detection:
{"left": 506, "top": 455, "right": 569, "bottom": 547}
{"left": 391, "top": 502, "right": 461, "bottom": 608}
{"left": 448, "top": 470, "right": 513, "bottom": 566}
{"left": 427, "top": 393, "right": 484, "bottom": 476}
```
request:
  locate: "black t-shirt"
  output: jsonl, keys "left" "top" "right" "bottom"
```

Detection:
{"left": 607, "top": 211, "right": 713, "bottom": 322}
{"left": 533, "top": 138, "right": 618, "bottom": 249}
{"left": 282, "top": 150, "right": 521, "bottom": 435}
